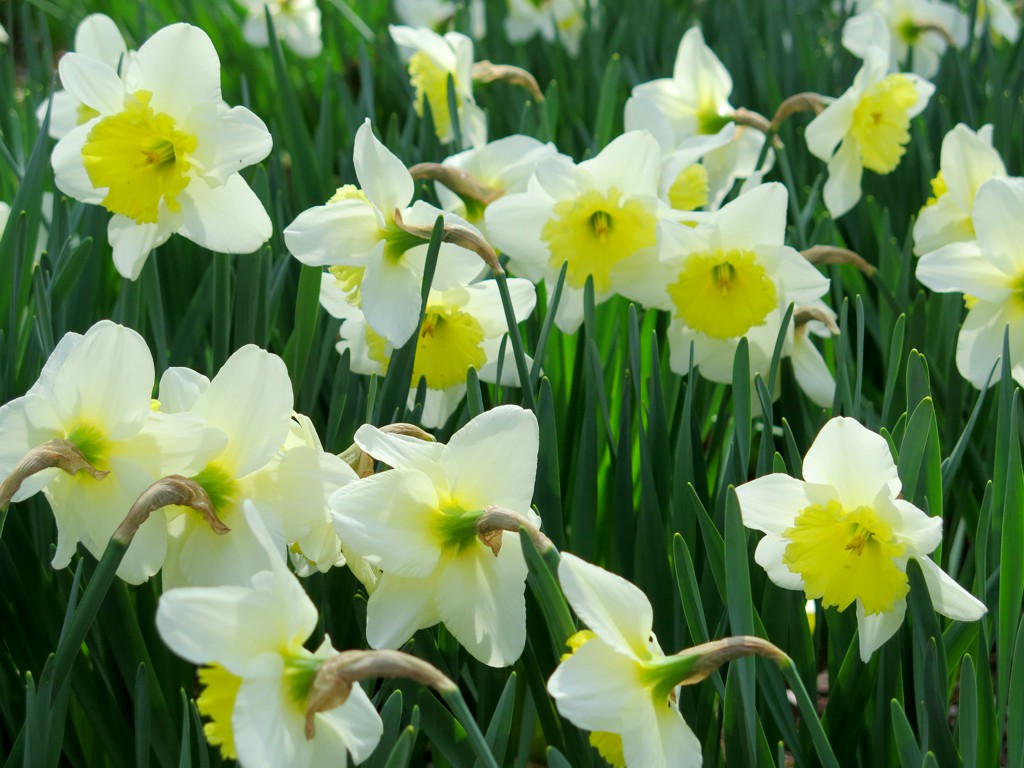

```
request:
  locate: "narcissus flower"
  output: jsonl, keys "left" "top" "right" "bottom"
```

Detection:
{"left": 805, "top": 23, "right": 933, "bottom": 218}
{"left": 284, "top": 118, "right": 484, "bottom": 347}
{"left": 973, "top": 0, "right": 1021, "bottom": 43}
{"left": 736, "top": 416, "right": 986, "bottom": 662}
{"left": 547, "top": 553, "right": 702, "bottom": 768}
{"left": 330, "top": 406, "right": 539, "bottom": 667}
{"left": 913, "top": 123, "right": 1006, "bottom": 256}
{"left": 36, "top": 14, "right": 130, "bottom": 140}
{"left": 0, "top": 22, "right": 7, "bottom": 44}
{"left": 503, "top": 0, "right": 596, "bottom": 56}
{"left": 485, "top": 130, "right": 665, "bottom": 333}
{"left": 321, "top": 276, "right": 536, "bottom": 428}
{"left": 624, "top": 27, "right": 767, "bottom": 210}
{"left": 238, "top": 0, "right": 323, "bottom": 58}
{"left": 845, "top": 0, "right": 967, "bottom": 79}
{"left": 50, "top": 23, "right": 273, "bottom": 279}
{"left": 916, "top": 177, "right": 1024, "bottom": 388}
{"left": 389, "top": 25, "right": 485, "bottom": 147}
{"left": 0, "top": 321, "right": 223, "bottom": 583}
{"left": 156, "top": 506, "right": 383, "bottom": 767}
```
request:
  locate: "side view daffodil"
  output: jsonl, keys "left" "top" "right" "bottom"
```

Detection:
{"left": 912, "top": 123, "right": 1006, "bottom": 256}
{"left": 321, "top": 275, "right": 536, "bottom": 428}
{"left": 973, "top": 0, "right": 1021, "bottom": 43}
{"left": 36, "top": 13, "right": 130, "bottom": 140}
{"left": 735, "top": 416, "right": 986, "bottom": 662}
{"left": 0, "top": 321, "right": 224, "bottom": 583}
{"left": 485, "top": 130, "right": 665, "bottom": 333}
{"left": 284, "top": 118, "right": 484, "bottom": 347}
{"left": 156, "top": 504, "right": 384, "bottom": 768}
{"left": 916, "top": 176, "right": 1024, "bottom": 388}
{"left": 51, "top": 22, "right": 273, "bottom": 279}
{"left": 238, "top": 0, "right": 323, "bottom": 58}
{"left": 503, "top": 0, "right": 595, "bottom": 57}
{"left": 329, "top": 405, "right": 540, "bottom": 667}
{"left": 805, "top": 15, "right": 934, "bottom": 218}
{"left": 845, "top": 0, "right": 967, "bottom": 79}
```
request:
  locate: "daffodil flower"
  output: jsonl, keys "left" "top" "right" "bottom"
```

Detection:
{"left": 624, "top": 27, "right": 767, "bottom": 210}
{"left": 912, "top": 123, "right": 1006, "bottom": 256}
{"left": 485, "top": 130, "right": 665, "bottom": 333}
{"left": 806, "top": 21, "right": 934, "bottom": 218}
{"left": 389, "top": 25, "right": 485, "bottom": 147}
{"left": 394, "top": 0, "right": 456, "bottom": 29}
{"left": 503, "top": 0, "right": 596, "bottom": 56}
{"left": 547, "top": 553, "right": 702, "bottom": 768}
{"left": 50, "top": 23, "right": 273, "bottom": 279}
{"left": 284, "top": 118, "right": 484, "bottom": 347}
{"left": 321, "top": 275, "right": 536, "bottom": 428}
{"left": 329, "top": 405, "right": 539, "bottom": 667}
{"left": 845, "top": 0, "right": 968, "bottom": 79}
{"left": 0, "top": 321, "right": 224, "bottom": 583}
{"left": 239, "top": 0, "right": 323, "bottom": 58}
{"left": 156, "top": 505, "right": 383, "bottom": 767}
{"left": 916, "top": 177, "right": 1024, "bottom": 388}
{"left": 973, "top": 0, "right": 1021, "bottom": 43}
{"left": 157, "top": 346, "right": 355, "bottom": 589}
{"left": 0, "top": 22, "right": 7, "bottom": 44}
{"left": 36, "top": 14, "right": 130, "bottom": 140}
{"left": 736, "top": 416, "right": 986, "bottom": 662}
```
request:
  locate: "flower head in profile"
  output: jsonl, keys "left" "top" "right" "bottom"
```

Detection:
{"left": 284, "top": 118, "right": 484, "bottom": 347}
{"left": 624, "top": 27, "right": 767, "bottom": 210}
{"left": 805, "top": 17, "right": 934, "bottom": 218}
{"left": 0, "top": 321, "right": 223, "bottom": 583}
{"left": 51, "top": 23, "right": 273, "bottom": 279}
{"left": 547, "top": 554, "right": 703, "bottom": 768}
{"left": 503, "top": 0, "right": 596, "bottom": 56}
{"left": 329, "top": 406, "right": 539, "bottom": 667}
{"left": 916, "top": 177, "right": 1024, "bottom": 388}
{"left": 321, "top": 275, "right": 536, "bottom": 428}
{"left": 913, "top": 123, "right": 1006, "bottom": 256}
{"left": 389, "top": 25, "right": 485, "bottom": 148}
{"left": 156, "top": 506, "right": 383, "bottom": 768}
{"left": 736, "top": 417, "right": 985, "bottom": 661}
{"left": 973, "top": 0, "right": 1021, "bottom": 43}
{"left": 485, "top": 130, "right": 665, "bottom": 333}
{"left": 239, "top": 0, "right": 322, "bottom": 58}
{"left": 36, "top": 14, "right": 131, "bottom": 140}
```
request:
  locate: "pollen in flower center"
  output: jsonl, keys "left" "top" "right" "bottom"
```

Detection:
{"left": 541, "top": 187, "right": 657, "bottom": 292}
{"left": 666, "top": 248, "right": 777, "bottom": 338}
{"left": 850, "top": 74, "right": 918, "bottom": 174}
{"left": 82, "top": 90, "right": 198, "bottom": 224}
{"left": 196, "top": 664, "right": 242, "bottom": 760}
{"left": 782, "top": 499, "right": 909, "bottom": 615}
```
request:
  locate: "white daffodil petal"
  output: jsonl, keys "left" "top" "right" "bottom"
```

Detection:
{"left": 360, "top": 253, "right": 423, "bottom": 347}
{"left": 734, "top": 473, "right": 830, "bottom": 535}
{"left": 232, "top": 666, "right": 304, "bottom": 768}
{"left": 802, "top": 416, "right": 901, "bottom": 508}
{"left": 352, "top": 423, "right": 446, "bottom": 476}
{"left": 354, "top": 119, "right": 414, "bottom": 215}
{"left": 365, "top": 571, "right": 443, "bottom": 649}
{"left": 57, "top": 53, "right": 124, "bottom": 115}
{"left": 131, "top": 23, "right": 222, "bottom": 118}
{"left": 915, "top": 556, "right": 987, "bottom": 620}
{"left": 108, "top": 215, "right": 175, "bottom": 280}
{"left": 75, "top": 14, "right": 128, "bottom": 70}
{"left": 972, "top": 177, "right": 1024, "bottom": 275}
{"left": 178, "top": 174, "right": 272, "bottom": 255}
{"left": 285, "top": 200, "right": 383, "bottom": 267}
{"left": 822, "top": 138, "right": 863, "bottom": 219}
{"left": 52, "top": 123, "right": 106, "bottom": 204}
{"left": 955, "top": 301, "right": 1018, "bottom": 389}
{"left": 856, "top": 599, "right": 906, "bottom": 662}
{"left": 754, "top": 535, "right": 806, "bottom": 591}
{"left": 309, "top": 684, "right": 384, "bottom": 767}
{"left": 187, "top": 104, "right": 272, "bottom": 185}
{"left": 157, "top": 367, "right": 210, "bottom": 413}
{"left": 916, "top": 241, "right": 1012, "bottom": 301}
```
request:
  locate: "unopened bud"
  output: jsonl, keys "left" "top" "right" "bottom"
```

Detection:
{"left": 0, "top": 439, "right": 108, "bottom": 509}
{"left": 794, "top": 305, "right": 841, "bottom": 336}
{"left": 409, "top": 163, "right": 504, "bottom": 207}
{"left": 114, "top": 475, "right": 227, "bottom": 545}
{"left": 341, "top": 423, "right": 436, "bottom": 478}
{"left": 471, "top": 60, "right": 545, "bottom": 102}
{"left": 770, "top": 93, "right": 828, "bottom": 132}
{"left": 800, "top": 245, "right": 876, "bottom": 277}
{"left": 393, "top": 208, "right": 503, "bottom": 274}
{"left": 674, "top": 636, "right": 789, "bottom": 686}
{"left": 475, "top": 505, "right": 552, "bottom": 556}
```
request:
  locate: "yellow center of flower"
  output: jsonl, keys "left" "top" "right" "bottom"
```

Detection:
{"left": 667, "top": 164, "right": 710, "bottom": 211}
{"left": 782, "top": 499, "right": 909, "bottom": 615}
{"left": 408, "top": 51, "right": 458, "bottom": 142}
{"left": 666, "top": 249, "right": 778, "bottom": 338}
{"left": 366, "top": 304, "right": 486, "bottom": 390}
{"left": 850, "top": 74, "right": 918, "bottom": 175}
{"left": 328, "top": 264, "right": 366, "bottom": 306}
{"left": 327, "top": 184, "right": 369, "bottom": 205}
{"left": 541, "top": 187, "right": 657, "bottom": 292}
{"left": 81, "top": 90, "right": 198, "bottom": 224}
{"left": 76, "top": 102, "right": 100, "bottom": 126}
{"left": 65, "top": 421, "right": 109, "bottom": 469}
{"left": 925, "top": 170, "right": 947, "bottom": 207}
{"left": 897, "top": 15, "right": 922, "bottom": 44}
{"left": 196, "top": 664, "right": 242, "bottom": 760}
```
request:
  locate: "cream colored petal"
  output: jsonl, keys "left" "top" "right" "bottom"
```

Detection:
{"left": 801, "top": 417, "right": 901, "bottom": 508}
{"left": 132, "top": 23, "right": 221, "bottom": 118}
{"left": 915, "top": 555, "right": 987, "bottom": 621}
{"left": 354, "top": 118, "right": 414, "bottom": 215}
{"left": 856, "top": 599, "right": 905, "bottom": 661}
{"left": 365, "top": 571, "right": 443, "bottom": 649}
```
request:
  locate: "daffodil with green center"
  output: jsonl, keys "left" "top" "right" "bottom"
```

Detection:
{"left": 912, "top": 123, "right": 1006, "bottom": 256}
{"left": 624, "top": 27, "right": 768, "bottom": 210}
{"left": 50, "top": 23, "right": 273, "bottom": 280}
{"left": 736, "top": 417, "right": 985, "bottom": 662}
{"left": 35, "top": 14, "right": 130, "bottom": 140}
{"left": 845, "top": 0, "right": 967, "bottom": 79}
{"left": 547, "top": 554, "right": 702, "bottom": 768}
{"left": 284, "top": 119, "right": 484, "bottom": 347}
{"left": 321, "top": 276, "right": 536, "bottom": 428}
{"left": 805, "top": 17, "right": 934, "bottom": 218}
{"left": 616, "top": 183, "right": 830, "bottom": 389}
{"left": 917, "top": 177, "right": 1024, "bottom": 389}
{"left": 329, "top": 406, "right": 539, "bottom": 667}
{"left": 503, "top": 0, "right": 596, "bottom": 56}
{"left": 156, "top": 346, "right": 356, "bottom": 589}
{"left": 0, "top": 321, "right": 224, "bottom": 584}
{"left": 389, "top": 25, "right": 485, "bottom": 148}
{"left": 156, "top": 506, "right": 383, "bottom": 768}
{"left": 485, "top": 130, "right": 665, "bottom": 333}
{"left": 239, "top": 0, "right": 322, "bottom": 58}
